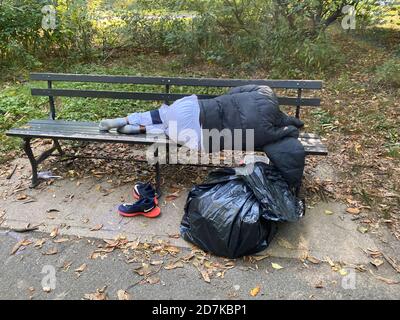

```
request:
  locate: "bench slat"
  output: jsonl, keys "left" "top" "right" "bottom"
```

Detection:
{"left": 27, "top": 119, "right": 323, "bottom": 140}
{"left": 6, "top": 120, "right": 327, "bottom": 155}
{"left": 31, "top": 89, "right": 321, "bottom": 107}
{"left": 31, "top": 73, "right": 323, "bottom": 89}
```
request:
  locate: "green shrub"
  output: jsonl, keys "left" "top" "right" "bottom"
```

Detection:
{"left": 375, "top": 58, "right": 400, "bottom": 88}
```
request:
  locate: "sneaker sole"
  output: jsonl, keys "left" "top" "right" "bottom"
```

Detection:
{"left": 118, "top": 206, "right": 161, "bottom": 218}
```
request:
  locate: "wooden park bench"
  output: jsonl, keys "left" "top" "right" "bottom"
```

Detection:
{"left": 6, "top": 73, "right": 327, "bottom": 193}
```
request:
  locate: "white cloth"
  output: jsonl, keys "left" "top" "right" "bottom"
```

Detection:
{"left": 127, "top": 95, "right": 202, "bottom": 150}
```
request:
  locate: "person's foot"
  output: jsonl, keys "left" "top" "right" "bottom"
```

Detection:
{"left": 117, "top": 125, "right": 142, "bottom": 134}
{"left": 99, "top": 117, "right": 128, "bottom": 131}
{"left": 118, "top": 198, "right": 161, "bottom": 218}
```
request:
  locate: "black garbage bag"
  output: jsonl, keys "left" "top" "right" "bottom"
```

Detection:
{"left": 180, "top": 162, "right": 303, "bottom": 258}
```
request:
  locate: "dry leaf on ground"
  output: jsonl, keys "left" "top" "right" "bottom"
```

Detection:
{"left": 165, "top": 191, "right": 180, "bottom": 202}
{"left": 146, "top": 275, "right": 160, "bottom": 285}
{"left": 50, "top": 227, "right": 58, "bottom": 238}
{"left": 53, "top": 238, "right": 69, "bottom": 243}
{"left": 90, "top": 224, "right": 103, "bottom": 231}
{"left": 75, "top": 263, "right": 87, "bottom": 273}
{"left": 346, "top": 207, "right": 360, "bottom": 215}
{"left": 10, "top": 239, "right": 33, "bottom": 255}
{"left": 43, "top": 248, "right": 58, "bottom": 255}
{"left": 164, "top": 261, "right": 184, "bottom": 270}
{"left": 306, "top": 254, "right": 321, "bottom": 264}
{"left": 370, "top": 259, "right": 384, "bottom": 268}
{"left": 370, "top": 270, "right": 400, "bottom": 285}
{"left": 250, "top": 286, "right": 260, "bottom": 297}
{"left": 271, "top": 263, "right": 284, "bottom": 270}
{"left": 117, "top": 290, "right": 131, "bottom": 300}
{"left": 34, "top": 239, "right": 46, "bottom": 248}
{"left": 84, "top": 287, "right": 107, "bottom": 300}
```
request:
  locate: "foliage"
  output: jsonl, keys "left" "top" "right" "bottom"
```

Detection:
{"left": 375, "top": 58, "right": 400, "bottom": 89}
{"left": 2, "top": 0, "right": 392, "bottom": 78}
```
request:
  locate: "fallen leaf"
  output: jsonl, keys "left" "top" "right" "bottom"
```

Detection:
{"left": 146, "top": 276, "right": 160, "bottom": 284}
{"left": 50, "top": 227, "right": 58, "bottom": 238}
{"left": 346, "top": 207, "right": 360, "bottom": 215}
{"left": 382, "top": 254, "right": 400, "bottom": 273}
{"left": 134, "top": 263, "right": 151, "bottom": 276}
{"left": 165, "top": 246, "right": 180, "bottom": 255}
{"left": 325, "top": 256, "right": 335, "bottom": 267}
{"left": 324, "top": 210, "right": 333, "bottom": 215}
{"left": 271, "top": 262, "right": 284, "bottom": 270}
{"left": 62, "top": 261, "right": 72, "bottom": 271}
{"left": 75, "top": 263, "right": 87, "bottom": 273}
{"left": 370, "top": 270, "right": 399, "bottom": 285}
{"left": 117, "top": 290, "right": 131, "bottom": 300}
{"left": 250, "top": 286, "right": 260, "bottom": 297}
{"left": 164, "top": 261, "right": 184, "bottom": 270}
{"left": 338, "top": 269, "right": 348, "bottom": 276}
{"left": 53, "top": 238, "right": 69, "bottom": 243}
{"left": 34, "top": 239, "right": 46, "bottom": 248}
{"left": 43, "top": 248, "right": 58, "bottom": 255}
{"left": 90, "top": 224, "right": 103, "bottom": 231}
{"left": 357, "top": 226, "right": 369, "bottom": 234}
{"left": 16, "top": 194, "right": 27, "bottom": 200}
{"left": 165, "top": 191, "right": 180, "bottom": 202}
{"left": 366, "top": 249, "right": 382, "bottom": 259}
{"left": 150, "top": 260, "right": 164, "bottom": 266}
{"left": 250, "top": 254, "right": 270, "bottom": 262}
{"left": 199, "top": 268, "right": 211, "bottom": 283}
{"left": 370, "top": 259, "right": 384, "bottom": 268}
{"left": 11, "top": 239, "right": 32, "bottom": 255}
{"left": 306, "top": 254, "right": 321, "bottom": 264}
{"left": 84, "top": 288, "right": 107, "bottom": 300}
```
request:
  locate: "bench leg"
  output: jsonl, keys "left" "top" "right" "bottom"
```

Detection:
{"left": 23, "top": 138, "right": 39, "bottom": 188}
{"left": 53, "top": 139, "right": 64, "bottom": 156}
{"left": 155, "top": 162, "right": 161, "bottom": 198}
{"left": 154, "top": 146, "right": 162, "bottom": 198}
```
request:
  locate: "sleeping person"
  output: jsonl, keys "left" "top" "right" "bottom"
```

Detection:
{"left": 99, "top": 85, "right": 304, "bottom": 152}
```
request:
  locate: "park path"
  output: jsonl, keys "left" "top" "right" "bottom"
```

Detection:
{"left": 0, "top": 148, "right": 399, "bottom": 299}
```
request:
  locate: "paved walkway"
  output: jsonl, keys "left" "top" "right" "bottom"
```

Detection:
{"left": 0, "top": 153, "right": 399, "bottom": 299}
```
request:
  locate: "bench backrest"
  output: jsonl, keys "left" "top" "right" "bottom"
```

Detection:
{"left": 30, "top": 73, "right": 322, "bottom": 120}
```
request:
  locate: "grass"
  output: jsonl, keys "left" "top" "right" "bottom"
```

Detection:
{"left": 0, "top": 53, "right": 233, "bottom": 162}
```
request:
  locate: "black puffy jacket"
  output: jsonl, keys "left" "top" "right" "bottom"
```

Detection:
{"left": 199, "top": 85, "right": 305, "bottom": 188}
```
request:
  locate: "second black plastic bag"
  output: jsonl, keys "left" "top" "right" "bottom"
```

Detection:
{"left": 180, "top": 162, "right": 304, "bottom": 258}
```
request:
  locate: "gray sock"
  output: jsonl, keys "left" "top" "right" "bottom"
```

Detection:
{"left": 99, "top": 117, "right": 127, "bottom": 131}
{"left": 117, "top": 125, "right": 142, "bottom": 134}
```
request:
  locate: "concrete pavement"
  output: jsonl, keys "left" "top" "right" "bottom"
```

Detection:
{"left": 0, "top": 148, "right": 399, "bottom": 299}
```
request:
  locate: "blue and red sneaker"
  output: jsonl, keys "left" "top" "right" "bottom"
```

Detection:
{"left": 118, "top": 197, "right": 160, "bottom": 218}
{"left": 132, "top": 182, "right": 158, "bottom": 205}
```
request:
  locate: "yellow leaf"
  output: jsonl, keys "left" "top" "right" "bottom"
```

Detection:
{"left": 271, "top": 262, "right": 284, "bottom": 270}
{"left": 250, "top": 286, "right": 260, "bottom": 297}
{"left": 324, "top": 210, "right": 333, "bottom": 215}
{"left": 339, "top": 269, "right": 348, "bottom": 276}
